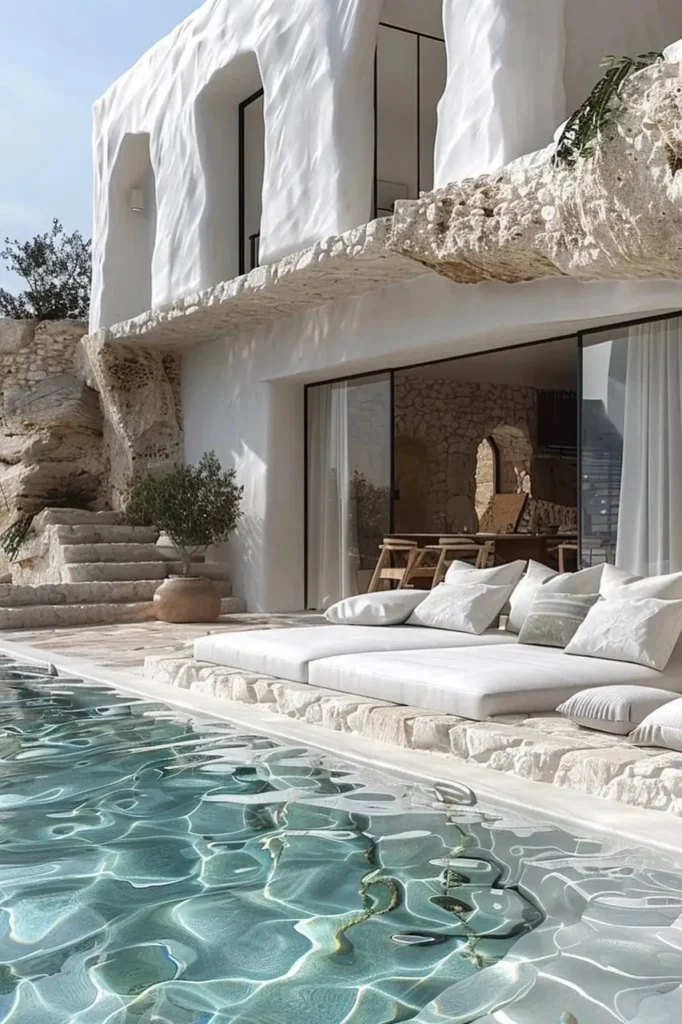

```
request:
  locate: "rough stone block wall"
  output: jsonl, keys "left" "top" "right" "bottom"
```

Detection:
{"left": 0, "top": 319, "right": 105, "bottom": 572}
{"left": 0, "top": 319, "right": 86, "bottom": 389}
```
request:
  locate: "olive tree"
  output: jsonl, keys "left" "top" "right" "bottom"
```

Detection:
{"left": 0, "top": 219, "right": 91, "bottom": 321}
{"left": 123, "top": 452, "right": 244, "bottom": 576}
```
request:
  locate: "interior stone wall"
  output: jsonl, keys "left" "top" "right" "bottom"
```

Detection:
{"left": 393, "top": 375, "right": 576, "bottom": 532}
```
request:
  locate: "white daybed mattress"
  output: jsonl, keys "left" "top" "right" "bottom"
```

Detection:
{"left": 308, "top": 644, "right": 682, "bottom": 721}
{"left": 194, "top": 625, "right": 517, "bottom": 684}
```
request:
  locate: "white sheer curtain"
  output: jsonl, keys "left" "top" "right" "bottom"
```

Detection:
{"left": 617, "top": 317, "right": 682, "bottom": 576}
{"left": 307, "top": 383, "right": 359, "bottom": 610}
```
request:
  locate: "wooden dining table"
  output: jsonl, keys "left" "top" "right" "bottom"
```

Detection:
{"left": 392, "top": 532, "right": 578, "bottom": 566}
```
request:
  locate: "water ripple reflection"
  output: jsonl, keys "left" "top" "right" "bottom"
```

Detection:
{"left": 0, "top": 657, "right": 679, "bottom": 1022}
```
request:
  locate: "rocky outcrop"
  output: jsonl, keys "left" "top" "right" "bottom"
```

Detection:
{"left": 75, "top": 333, "right": 183, "bottom": 507}
{"left": 389, "top": 51, "right": 682, "bottom": 285}
{"left": 0, "top": 317, "right": 184, "bottom": 578}
{"left": 0, "top": 320, "right": 105, "bottom": 569}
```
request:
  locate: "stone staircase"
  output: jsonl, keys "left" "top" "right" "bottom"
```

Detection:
{"left": 1, "top": 509, "right": 245, "bottom": 629}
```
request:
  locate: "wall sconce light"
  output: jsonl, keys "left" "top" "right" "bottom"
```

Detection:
{"left": 130, "top": 188, "right": 145, "bottom": 213}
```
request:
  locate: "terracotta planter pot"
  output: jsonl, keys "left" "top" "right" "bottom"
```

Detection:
{"left": 154, "top": 576, "right": 222, "bottom": 623}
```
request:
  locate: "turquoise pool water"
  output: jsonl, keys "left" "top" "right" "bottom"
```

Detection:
{"left": 0, "top": 655, "right": 680, "bottom": 1023}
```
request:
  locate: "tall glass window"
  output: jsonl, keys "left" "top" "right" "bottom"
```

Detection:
{"left": 306, "top": 374, "right": 392, "bottom": 609}
{"left": 581, "top": 315, "right": 682, "bottom": 575}
{"left": 239, "top": 89, "right": 265, "bottom": 274}
{"left": 374, "top": 24, "right": 446, "bottom": 216}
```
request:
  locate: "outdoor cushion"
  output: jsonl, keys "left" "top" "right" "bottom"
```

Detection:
{"left": 565, "top": 597, "right": 682, "bottom": 672}
{"left": 600, "top": 563, "right": 682, "bottom": 601}
{"left": 407, "top": 583, "right": 515, "bottom": 634}
{"left": 506, "top": 561, "right": 558, "bottom": 634}
{"left": 444, "top": 559, "right": 526, "bottom": 587}
{"left": 194, "top": 625, "right": 517, "bottom": 684}
{"left": 630, "top": 698, "right": 682, "bottom": 752}
{"left": 308, "top": 644, "right": 682, "bottom": 721}
{"left": 541, "top": 563, "right": 605, "bottom": 595}
{"left": 517, "top": 592, "right": 599, "bottom": 649}
{"left": 557, "top": 685, "right": 679, "bottom": 735}
{"left": 325, "top": 590, "right": 427, "bottom": 626}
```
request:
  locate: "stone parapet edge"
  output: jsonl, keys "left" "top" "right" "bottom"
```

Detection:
{"left": 145, "top": 654, "right": 682, "bottom": 819}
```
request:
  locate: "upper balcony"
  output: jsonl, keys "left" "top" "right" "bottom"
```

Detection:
{"left": 89, "top": 0, "right": 682, "bottom": 350}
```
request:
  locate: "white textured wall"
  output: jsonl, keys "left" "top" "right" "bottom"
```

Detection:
{"left": 91, "top": 0, "right": 383, "bottom": 330}
{"left": 564, "top": 0, "right": 682, "bottom": 115}
{"left": 92, "top": 0, "right": 682, "bottom": 328}
{"left": 435, "top": 0, "right": 566, "bottom": 185}
{"left": 183, "top": 272, "right": 682, "bottom": 611}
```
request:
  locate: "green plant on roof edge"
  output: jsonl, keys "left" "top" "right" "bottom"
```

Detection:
{"left": 554, "top": 52, "right": 663, "bottom": 168}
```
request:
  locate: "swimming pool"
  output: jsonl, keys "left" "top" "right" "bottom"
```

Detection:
{"left": 0, "top": 653, "right": 680, "bottom": 1023}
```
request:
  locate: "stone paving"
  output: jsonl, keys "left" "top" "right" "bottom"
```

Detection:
{"left": 3, "top": 612, "right": 682, "bottom": 816}
{"left": 0, "top": 612, "right": 321, "bottom": 672}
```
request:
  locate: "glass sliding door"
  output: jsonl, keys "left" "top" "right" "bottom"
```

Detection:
{"left": 580, "top": 314, "right": 682, "bottom": 575}
{"left": 306, "top": 374, "right": 391, "bottom": 609}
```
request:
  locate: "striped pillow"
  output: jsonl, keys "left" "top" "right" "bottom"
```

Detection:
{"left": 518, "top": 592, "right": 600, "bottom": 649}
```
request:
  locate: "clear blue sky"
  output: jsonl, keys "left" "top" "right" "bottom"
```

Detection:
{"left": 0, "top": 0, "right": 200, "bottom": 292}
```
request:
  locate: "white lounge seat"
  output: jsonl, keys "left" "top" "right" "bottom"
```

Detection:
{"left": 194, "top": 625, "right": 517, "bottom": 684}
{"left": 308, "top": 644, "right": 682, "bottom": 721}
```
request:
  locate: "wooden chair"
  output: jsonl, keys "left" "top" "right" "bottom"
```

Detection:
{"left": 423, "top": 536, "right": 495, "bottom": 588}
{"left": 367, "top": 538, "right": 428, "bottom": 592}
{"left": 556, "top": 541, "right": 578, "bottom": 573}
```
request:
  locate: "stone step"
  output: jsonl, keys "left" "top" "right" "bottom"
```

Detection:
{"left": 63, "top": 561, "right": 169, "bottom": 582}
{"left": 0, "top": 596, "right": 246, "bottom": 630}
{"left": 61, "top": 561, "right": 234, "bottom": 588}
{"left": 0, "top": 580, "right": 161, "bottom": 607}
{"left": 37, "top": 509, "right": 120, "bottom": 528}
{"left": 53, "top": 525, "right": 160, "bottom": 546}
{"left": 61, "top": 543, "right": 164, "bottom": 565}
{"left": 0, "top": 576, "right": 233, "bottom": 607}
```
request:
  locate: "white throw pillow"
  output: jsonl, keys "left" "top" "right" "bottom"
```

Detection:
{"left": 507, "top": 561, "right": 558, "bottom": 634}
{"left": 600, "top": 562, "right": 682, "bottom": 601}
{"left": 564, "top": 598, "right": 682, "bottom": 672}
{"left": 444, "top": 559, "right": 526, "bottom": 587}
{"left": 325, "top": 589, "right": 428, "bottom": 626}
{"left": 557, "top": 685, "right": 680, "bottom": 735}
{"left": 630, "top": 698, "right": 682, "bottom": 751}
{"left": 407, "top": 582, "right": 515, "bottom": 635}
{"left": 541, "top": 563, "right": 605, "bottom": 595}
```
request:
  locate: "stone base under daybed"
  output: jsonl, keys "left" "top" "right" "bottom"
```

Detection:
{"left": 145, "top": 655, "right": 682, "bottom": 816}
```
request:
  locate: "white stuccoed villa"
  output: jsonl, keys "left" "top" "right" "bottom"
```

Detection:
{"left": 90, "top": 0, "right": 682, "bottom": 613}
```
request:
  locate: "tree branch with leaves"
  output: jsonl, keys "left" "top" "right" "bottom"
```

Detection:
{"left": 0, "top": 219, "right": 91, "bottom": 321}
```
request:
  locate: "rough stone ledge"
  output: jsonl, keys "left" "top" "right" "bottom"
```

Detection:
{"left": 389, "top": 53, "right": 682, "bottom": 286}
{"left": 144, "top": 654, "right": 682, "bottom": 816}
{"left": 94, "top": 219, "right": 425, "bottom": 351}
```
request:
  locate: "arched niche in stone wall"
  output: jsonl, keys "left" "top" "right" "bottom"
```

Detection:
{"left": 99, "top": 133, "right": 157, "bottom": 328}
{"left": 486, "top": 423, "right": 534, "bottom": 497}
{"left": 195, "top": 52, "right": 264, "bottom": 287}
{"left": 474, "top": 435, "right": 499, "bottom": 523}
